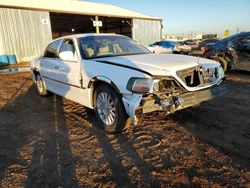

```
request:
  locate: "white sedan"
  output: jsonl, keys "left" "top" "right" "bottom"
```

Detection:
{"left": 31, "top": 33, "right": 226, "bottom": 132}
{"left": 148, "top": 41, "right": 174, "bottom": 54}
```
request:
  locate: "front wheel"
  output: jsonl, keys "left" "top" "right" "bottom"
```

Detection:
{"left": 94, "top": 84, "right": 131, "bottom": 133}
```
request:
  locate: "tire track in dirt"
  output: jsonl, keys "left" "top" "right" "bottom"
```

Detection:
{"left": 1, "top": 72, "right": 250, "bottom": 187}
{"left": 63, "top": 100, "right": 250, "bottom": 186}
{"left": 61, "top": 100, "right": 164, "bottom": 186}
{"left": 37, "top": 78, "right": 250, "bottom": 186}
{"left": 131, "top": 129, "right": 164, "bottom": 169}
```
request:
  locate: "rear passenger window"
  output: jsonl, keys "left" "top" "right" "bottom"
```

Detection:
{"left": 44, "top": 39, "right": 62, "bottom": 58}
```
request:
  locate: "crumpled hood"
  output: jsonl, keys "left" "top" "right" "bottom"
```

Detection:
{"left": 94, "top": 53, "right": 220, "bottom": 76}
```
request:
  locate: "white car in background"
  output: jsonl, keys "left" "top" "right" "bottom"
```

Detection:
{"left": 148, "top": 40, "right": 175, "bottom": 54}
{"left": 31, "top": 33, "right": 226, "bottom": 132}
{"left": 173, "top": 41, "right": 192, "bottom": 54}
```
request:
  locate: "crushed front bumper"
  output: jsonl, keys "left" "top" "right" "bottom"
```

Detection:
{"left": 142, "top": 82, "right": 227, "bottom": 114}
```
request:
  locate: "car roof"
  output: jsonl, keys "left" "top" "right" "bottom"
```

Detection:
{"left": 212, "top": 32, "right": 250, "bottom": 47}
{"left": 54, "top": 33, "right": 125, "bottom": 40}
{"left": 222, "top": 32, "right": 250, "bottom": 41}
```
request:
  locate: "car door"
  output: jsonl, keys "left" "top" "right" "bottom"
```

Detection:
{"left": 40, "top": 38, "right": 82, "bottom": 101}
{"left": 39, "top": 39, "right": 63, "bottom": 95}
{"left": 51, "top": 38, "right": 83, "bottom": 102}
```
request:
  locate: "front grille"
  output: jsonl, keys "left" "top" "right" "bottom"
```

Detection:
{"left": 177, "top": 66, "right": 219, "bottom": 87}
{"left": 177, "top": 66, "right": 203, "bottom": 87}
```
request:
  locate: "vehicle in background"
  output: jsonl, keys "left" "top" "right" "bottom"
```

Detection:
{"left": 204, "top": 32, "right": 250, "bottom": 72}
{"left": 172, "top": 41, "right": 182, "bottom": 54}
{"left": 191, "top": 39, "right": 219, "bottom": 56}
{"left": 183, "top": 39, "right": 200, "bottom": 49}
{"left": 173, "top": 40, "right": 200, "bottom": 54}
{"left": 199, "top": 39, "right": 219, "bottom": 51}
{"left": 148, "top": 40, "right": 175, "bottom": 54}
{"left": 31, "top": 33, "right": 226, "bottom": 133}
{"left": 173, "top": 41, "right": 192, "bottom": 54}
{"left": 201, "top": 43, "right": 216, "bottom": 55}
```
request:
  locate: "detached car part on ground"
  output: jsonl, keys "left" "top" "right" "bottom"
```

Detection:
{"left": 31, "top": 34, "right": 226, "bottom": 133}
{"left": 204, "top": 32, "right": 250, "bottom": 72}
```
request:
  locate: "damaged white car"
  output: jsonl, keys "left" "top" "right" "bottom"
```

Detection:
{"left": 31, "top": 34, "right": 226, "bottom": 132}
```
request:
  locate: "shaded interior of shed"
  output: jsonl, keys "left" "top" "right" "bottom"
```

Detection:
{"left": 49, "top": 12, "right": 132, "bottom": 39}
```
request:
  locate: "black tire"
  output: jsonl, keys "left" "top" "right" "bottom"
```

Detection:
{"left": 94, "top": 84, "right": 131, "bottom": 133}
{"left": 215, "top": 57, "right": 228, "bottom": 72}
{"left": 35, "top": 73, "right": 48, "bottom": 96}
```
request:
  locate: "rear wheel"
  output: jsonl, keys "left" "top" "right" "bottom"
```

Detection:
{"left": 35, "top": 73, "right": 48, "bottom": 96}
{"left": 94, "top": 84, "right": 130, "bottom": 133}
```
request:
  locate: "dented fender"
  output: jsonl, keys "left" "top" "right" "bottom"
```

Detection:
{"left": 122, "top": 93, "right": 143, "bottom": 125}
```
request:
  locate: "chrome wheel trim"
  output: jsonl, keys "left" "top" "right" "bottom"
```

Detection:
{"left": 96, "top": 91, "right": 116, "bottom": 125}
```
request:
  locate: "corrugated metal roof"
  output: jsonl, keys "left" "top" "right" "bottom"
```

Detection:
{"left": 0, "top": 0, "right": 161, "bottom": 20}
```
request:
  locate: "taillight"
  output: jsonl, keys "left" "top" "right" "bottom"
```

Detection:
{"left": 202, "top": 46, "right": 209, "bottom": 52}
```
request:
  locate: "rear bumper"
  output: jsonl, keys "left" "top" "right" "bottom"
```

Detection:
{"left": 142, "top": 81, "right": 227, "bottom": 113}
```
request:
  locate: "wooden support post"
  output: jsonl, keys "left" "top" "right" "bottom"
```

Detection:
{"left": 95, "top": 16, "right": 99, "bottom": 33}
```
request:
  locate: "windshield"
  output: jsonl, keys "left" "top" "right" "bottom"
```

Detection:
{"left": 79, "top": 35, "right": 150, "bottom": 59}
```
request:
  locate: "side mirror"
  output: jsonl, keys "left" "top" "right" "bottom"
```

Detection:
{"left": 59, "top": 51, "right": 75, "bottom": 61}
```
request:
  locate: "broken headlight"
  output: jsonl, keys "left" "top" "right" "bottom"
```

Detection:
{"left": 126, "top": 78, "right": 160, "bottom": 93}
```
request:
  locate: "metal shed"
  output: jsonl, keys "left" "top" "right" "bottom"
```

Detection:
{"left": 0, "top": 0, "right": 162, "bottom": 62}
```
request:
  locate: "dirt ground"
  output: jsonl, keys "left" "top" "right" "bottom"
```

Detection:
{"left": 0, "top": 71, "right": 250, "bottom": 188}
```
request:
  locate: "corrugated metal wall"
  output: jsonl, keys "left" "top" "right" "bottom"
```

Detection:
{"left": 0, "top": 8, "right": 52, "bottom": 62}
{"left": 132, "top": 18, "right": 162, "bottom": 47}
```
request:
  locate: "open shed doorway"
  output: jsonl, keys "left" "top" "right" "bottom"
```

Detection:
{"left": 49, "top": 12, "right": 132, "bottom": 39}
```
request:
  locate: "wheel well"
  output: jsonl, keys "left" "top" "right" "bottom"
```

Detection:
{"left": 90, "top": 80, "right": 120, "bottom": 107}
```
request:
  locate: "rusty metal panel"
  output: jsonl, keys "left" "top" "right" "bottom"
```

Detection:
{"left": 0, "top": 8, "right": 52, "bottom": 62}
{"left": 132, "top": 19, "right": 162, "bottom": 47}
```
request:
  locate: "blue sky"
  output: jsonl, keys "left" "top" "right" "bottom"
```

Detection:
{"left": 87, "top": 0, "right": 250, "bottom": 37}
